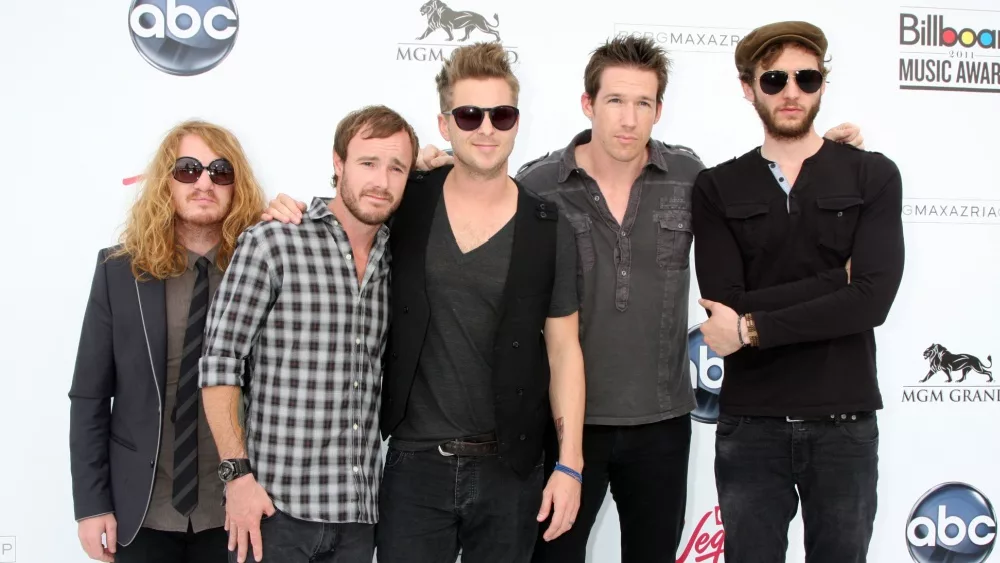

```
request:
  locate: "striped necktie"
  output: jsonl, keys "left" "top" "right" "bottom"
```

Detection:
{"left": 172, "top": 256, "right": 209, "bottom": 516}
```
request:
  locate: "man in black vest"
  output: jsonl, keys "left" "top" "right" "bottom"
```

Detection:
{"left": 261, "top": 42, "right": 586, "bottom": 563}
{"left": 69, "top": 120, "right": 266, "bottom": 563}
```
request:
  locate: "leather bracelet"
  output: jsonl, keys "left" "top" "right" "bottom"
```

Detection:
{"left": 745, "top": 313, "right": 760, "bottom": 347}
{"left": 737, "top": 315, "right": 747, "bottom": 347}
{"left": 554, "top": 462, "right": 583, "bottom": 484}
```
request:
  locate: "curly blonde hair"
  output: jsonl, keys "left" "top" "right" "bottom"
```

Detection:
{"left": 111, "top": 120, "right": 266, "bottom": 280}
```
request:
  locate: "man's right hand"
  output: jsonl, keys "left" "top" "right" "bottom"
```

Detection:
{"left": 261, "top": 194, "right": 307, "bottom": 225}
{"left": 416, "top": 144, "right": 453, "bottom": 171}
{"left": 77, "top": 513, "right": 117, "bottom": 562}
{"left": 224, "top": 474, "right": 276, "bottom": 563}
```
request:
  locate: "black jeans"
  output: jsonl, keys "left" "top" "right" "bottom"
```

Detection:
{"left": 715, "top": 412, "right": 879, "bottom": 563}
{"left": 226, "top": 509, "right": 373, "bottom": 563}
{"left": 531, "top": 414, "right": 692, "bottom": 563}
{"left": 376, "top": 446, "right": 544, "bottom": 563}
{"left": 116, "top": 524, "right": 227, "bottom": 563}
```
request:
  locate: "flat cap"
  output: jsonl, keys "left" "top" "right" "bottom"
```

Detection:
{"left": 735, "top": 21, "right": 827, "bottom": 70}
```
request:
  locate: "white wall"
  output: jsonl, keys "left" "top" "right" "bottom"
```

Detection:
{"left": 2, "top": 1, "right": 998, "bottom": 561}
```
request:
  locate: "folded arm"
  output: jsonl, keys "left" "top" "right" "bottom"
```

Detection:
{"left": 748, "top": 169, "right": 905, "bottom": 349}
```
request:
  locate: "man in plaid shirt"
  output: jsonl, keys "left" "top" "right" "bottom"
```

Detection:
{"left": 198, "top": 106, "right": 419, "bottom": 563}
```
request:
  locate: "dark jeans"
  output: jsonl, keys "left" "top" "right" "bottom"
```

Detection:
{"left": 116, "top": 524, "right": 227, "bottom": 563}
{"left": 226, "top": 509, "right": 373, "bottom": 563}
{"left": 376, "top": 446, "right": 544, "bottom": 563}
{"left": 715, "top": 412, "right": 879, "bottom": 563}
{"left": 532, "top": 414, "right": 692, "bottom": 563}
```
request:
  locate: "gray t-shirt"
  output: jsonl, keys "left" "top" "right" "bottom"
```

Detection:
{"left": 390, "top": 193, "right": 578, "bottom": 447}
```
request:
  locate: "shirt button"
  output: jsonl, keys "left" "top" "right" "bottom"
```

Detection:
{"left": 354, "top": 381, "right": 359, "bottom": 388}
{"left": 769, "top": 163, "right": 776, "bottom": 168}
{"left": 346, "top": 253, "right": 352, "bottom": 260}
{"left": 512, "top": 341, "right": 519, "bottom": 348}
{"left": 353, "top": 466, "right": 359, "bottom": 473}
{"left": 620, "top": 230, "right": 625, "bottom": 236}
{"left": 354, "top": 423, "right": 359, "bottom": 430}
{"left": 837, "top": 211, "right": 843, "bottom": 217}
{"left": 540, "top": 212, "right": 547, "bottom": 218}
{"left": 677, "top": 223, "right": 684, "bottom": 228}
{"left": 519, "top": 434, "right": 526, "bottom": 441}
{"left": 594, "top": 195, "right": 600, "bottom": 202}
{"left": 779, "top": 177, "right": 785, "bottom": 182}
{"left": 621, "top": 270, "right": 627, "bottom": 276}
{"left": 356, "top": 337, "right": 361, "bottom": 345}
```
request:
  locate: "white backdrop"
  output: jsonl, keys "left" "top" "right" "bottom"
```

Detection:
{"left": 2, "top": 1, "right": 999, "bottom": 562}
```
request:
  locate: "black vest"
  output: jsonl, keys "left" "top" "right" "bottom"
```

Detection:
{"left": 381, "top": 166, "right": 558, "bottom": 478}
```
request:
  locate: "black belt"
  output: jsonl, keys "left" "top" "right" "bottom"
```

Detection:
{"left": 436, "top": 431, "right": 498, "bottom": 457}
{"left": 781, "top": 411, "right": 874, "bottom": 423}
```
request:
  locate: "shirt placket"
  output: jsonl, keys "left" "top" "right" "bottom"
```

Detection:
{"left": 581, "top": 170, "right": 646, "bottom": 311}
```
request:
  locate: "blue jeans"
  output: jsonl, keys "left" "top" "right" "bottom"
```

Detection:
{"left": 226, "top": 509, "right": 373, "bottom": 563}
{"left": 376, "top": 446, "right": 544, "bottom": 563}
{"left": 715, "top": 412, "right": 879, "bottom": 563}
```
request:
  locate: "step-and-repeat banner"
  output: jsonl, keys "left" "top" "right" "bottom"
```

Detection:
{"left": 2, "top": 0, "right": 997, "bottom": 561}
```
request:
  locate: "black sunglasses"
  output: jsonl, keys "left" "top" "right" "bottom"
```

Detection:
{"left": 173, "top": 156, "right": 235, "bottom": 185}
{"left": 443, "top": 105, "right": 519, "bottom": 131}
{"left": 756, "top": 69, "right": 825, "bottom": 95}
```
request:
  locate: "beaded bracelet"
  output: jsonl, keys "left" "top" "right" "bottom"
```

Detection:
{"left": 554, "top": 462, "right": 583, "bottom": 484}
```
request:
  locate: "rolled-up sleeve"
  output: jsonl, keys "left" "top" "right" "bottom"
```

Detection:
{"left": 199, "top": 230, "right": 278, "bottom": 388}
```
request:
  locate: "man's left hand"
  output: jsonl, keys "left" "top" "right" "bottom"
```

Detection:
{"left": 698, "top": 299, "right": 744, "bottom": 356}
{"left": 537, "top": 469, "right": 581, "bottom": 542}
{"left": 823, "top": 122, "right": 865, "bottom": 149}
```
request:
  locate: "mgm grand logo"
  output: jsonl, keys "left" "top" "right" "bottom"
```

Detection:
{"left": 902, "top": 343, "right": 996, "bottom": 404}
{"left": 397, "top": 0, "right": 519, "bottom": 63}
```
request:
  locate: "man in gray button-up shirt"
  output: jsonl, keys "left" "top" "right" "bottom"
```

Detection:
{"left": 410, "top": 35, "right": 864, "bottom": 562}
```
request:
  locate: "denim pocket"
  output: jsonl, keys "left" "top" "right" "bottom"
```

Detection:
{"left": 837, "top": 415, "right": 879, "bottom": 445}
{"left": 715, "top": 414, "right": 744, "bottom": 439}
{"left": 384, "top": 448, "right": 410, "bottom": 469}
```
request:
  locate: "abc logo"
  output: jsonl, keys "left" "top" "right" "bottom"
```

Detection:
{"left": 128, "top": 0, "right": 239, "bottom": 76}
{"left": 688, "top": 324, "right": 723, "bottom": 424}
{"left": 906, "top": 482, "right": 996, "bottom": 563}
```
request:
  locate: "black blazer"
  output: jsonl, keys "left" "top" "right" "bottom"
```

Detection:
{"left": 69, "top": 247, "right": 172, "bottom": 546}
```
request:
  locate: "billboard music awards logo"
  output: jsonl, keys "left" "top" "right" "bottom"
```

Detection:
{"left": 902, "top": 343, "right": 996, "bottom": 404}
{"left": 396, "top": 0, "right": 519, "bottom": 63}
{"left": 677, "top": 505, "right": 725, "bottom": 563}
{"left": 612, "top": 23, "right": 746, "bottom": 54}
{"left": 898, "top": 8, "right": 1000, "bottom": 93}
{"left": 906, "top": 483, "right": 997, "bottom": 562}
{"left": 688, "top": 324, "right": 723, "bottom": 424}
{"left": 128, "top": 0, "right": 239, "bottom": 76}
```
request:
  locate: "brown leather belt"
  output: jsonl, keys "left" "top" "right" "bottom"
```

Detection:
{"left": 437, "top": 431, "right": 499, "bottom": 457}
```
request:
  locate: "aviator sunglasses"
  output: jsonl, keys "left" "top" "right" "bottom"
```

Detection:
{"left": 756, "top": 69, "right": 825, "bottom": 95}
{"left": 443, "top": 105, "right": 520, "bottom": 131}
{"left": 172, "top": 156, "right": 235, "bottom": 185}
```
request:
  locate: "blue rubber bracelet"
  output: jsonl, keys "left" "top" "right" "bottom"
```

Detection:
{"left": 554, "top": 462, "right": 583, "bottom": 484}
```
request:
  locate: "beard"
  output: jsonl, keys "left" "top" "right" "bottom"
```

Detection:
{"left": 453, "top": 143, "right": 508, "bottom": 181}
{"left": 754, "top": 95, "right": 821, "bottom": 141}
{"left": 338, "top": 171, "right": 398, "bottom": 226}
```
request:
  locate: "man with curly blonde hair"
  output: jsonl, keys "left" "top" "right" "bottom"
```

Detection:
{"left": 69, "top": 120, "right": 266, "bottom": 563}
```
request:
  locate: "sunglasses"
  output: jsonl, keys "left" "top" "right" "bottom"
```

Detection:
{"left": 172, "top": 156, "right": 235, "bottom": 185}
{"left": 756, "top": 69, "right": 825, "bottom": 95}
{"left": 443, "top": 105, "right": 519, "bottom": 131}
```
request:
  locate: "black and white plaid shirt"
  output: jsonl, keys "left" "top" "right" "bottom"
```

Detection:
{"left": 199, "top": 197, "right": 390, "bottom": 524}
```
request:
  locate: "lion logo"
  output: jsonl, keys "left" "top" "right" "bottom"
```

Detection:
{"left": 416, "top": 0, "right": 501, "bottom": 42}
{"left": 919, "top": 343, "right": 993, "bottom": 383}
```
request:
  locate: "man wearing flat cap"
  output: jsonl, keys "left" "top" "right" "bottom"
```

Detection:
{"left": 691, "top": 21, "right": 905, "bottom": 563}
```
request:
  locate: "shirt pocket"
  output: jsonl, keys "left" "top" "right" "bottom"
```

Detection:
{"left": 654, "top": 209, "right": 693, "bottom": 270}
{"left": 724, "top": 203, "right": 771, "bottom": 254}
{"left": 568, "top": 214, "right": 596, "bottom": 273}
{"left": 815, "top": 196, "right": 864, "bottom": 254}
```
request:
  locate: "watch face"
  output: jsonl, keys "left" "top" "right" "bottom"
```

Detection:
{"left": 219, "top": 461, "right": 235, "bottom": 481}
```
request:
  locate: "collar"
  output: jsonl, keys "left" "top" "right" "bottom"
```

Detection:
{"left": 306, "top": 196, "right": 391, "bottom": 243}
{"left": 557, "top": 129, "right": 669, "bottom": 183}
{"left": 184, "top": 244, "right": 220, "bottom": 271}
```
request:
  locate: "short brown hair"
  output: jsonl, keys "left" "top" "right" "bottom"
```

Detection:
{"left": 332, "top": 105, "right": 419, "bottom": 187}
{"left": 738, "top": 41, "right": 830, "bottom": 84}
{"left": 585, "top": 36, "right": 671, "bottom": 103}
{"left": 435, "top": 42, "right": 519, "bottom": 112}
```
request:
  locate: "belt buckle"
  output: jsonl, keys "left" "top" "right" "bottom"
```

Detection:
{"left": 437, "top": 444, "right": 455, "bottom": 457}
